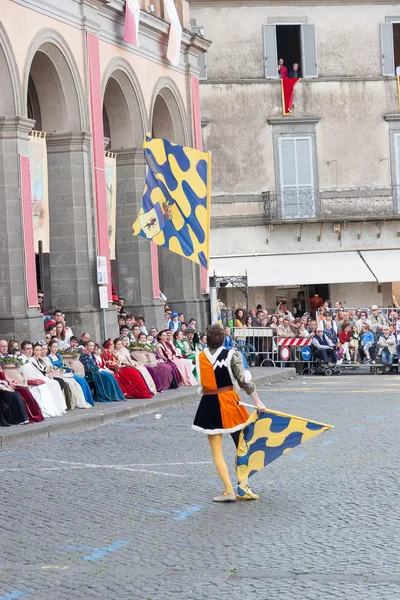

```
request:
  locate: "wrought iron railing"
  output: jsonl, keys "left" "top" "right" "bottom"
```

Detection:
{"left": 263, "top": 187, "right": 400, "bottom": 222}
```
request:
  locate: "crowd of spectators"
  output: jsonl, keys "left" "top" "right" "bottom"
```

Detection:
{"left": 231, "top": 301, "right": 400, "bottom": 371}
{"left": 0, "top": 294, "right": 207, "bottom": 428}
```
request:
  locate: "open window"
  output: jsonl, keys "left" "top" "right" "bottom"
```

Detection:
{"left": 381, "top": 22, "right": 400, "bottom": 75}
{"left": 262, "top": 24, "right": 318, "bottom": 79}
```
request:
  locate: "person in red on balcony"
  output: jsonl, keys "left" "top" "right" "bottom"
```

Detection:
{"left": 278, "top": 58, "right": 288, "bottom": 79}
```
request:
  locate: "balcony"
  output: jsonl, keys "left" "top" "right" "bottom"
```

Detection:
{"left": 263, "top": 187, "right": 400, "bottom": 223}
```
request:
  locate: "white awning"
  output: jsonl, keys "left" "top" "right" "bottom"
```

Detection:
{"left": 360, "top": 250, "right": 400, "bottom": 283}
{"left": 210, "top": 251, "right": 376, "bottom": 287}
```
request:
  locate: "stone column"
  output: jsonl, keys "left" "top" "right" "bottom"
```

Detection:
{"left": 0, "top": 116, "right": 43, "bottom": 339}
{"left": 115, "top": 148, "right": 164, "bottom": 328}
{"left": 46, "top": 132, "right": 117, "bottom": 340}
{"left": 158, "top": 247, "right": 209, "bottom": 329}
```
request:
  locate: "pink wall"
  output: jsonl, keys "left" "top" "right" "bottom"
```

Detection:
{"left": 20, "top": 155, "right": 38, "bottom": 307}
{"left": 87, "top": 32, "right": 112, "bottom": 301}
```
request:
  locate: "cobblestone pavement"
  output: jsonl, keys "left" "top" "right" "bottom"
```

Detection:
{"left": 1, "top": 374, "right": 400, "bottom": 600}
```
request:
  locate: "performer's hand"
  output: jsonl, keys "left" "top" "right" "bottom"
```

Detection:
{"left": 256, "top": 404, "right": 267, "bottom": 414}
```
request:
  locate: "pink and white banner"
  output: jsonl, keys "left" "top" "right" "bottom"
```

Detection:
{"left": 163, "top": 0, "right": 182, "bottom": 66}
{"left": 124, "top": 0, "right": 140, "bottom": 47}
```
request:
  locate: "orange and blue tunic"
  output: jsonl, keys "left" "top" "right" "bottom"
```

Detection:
{"left": 192, "top": 347, "right": 250, "bottom": 435}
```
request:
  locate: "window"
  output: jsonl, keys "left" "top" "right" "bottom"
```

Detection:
{"left": 191, "top": 24, "right": 208, "bottom": 80}
{"left": 278, "top": 136, "right": 316, "bottom": 219}
{"left": 262, "top": 24, "right": 317, "bottom": 79}
{"left": 381, "top": 22, "right": 400, "bottom": 75}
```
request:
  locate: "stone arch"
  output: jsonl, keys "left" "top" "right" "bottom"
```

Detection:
{"left": 102, "top": 58, "right": 147, "bottom": 150}
{"left": 0, "top": 22, "right": 23, "bottom": 116}
{"left": 22, "top": 29, "right": 87, "bottom": 132}
{"left": 149, "top": 77, "right": 189, "bottom": 145}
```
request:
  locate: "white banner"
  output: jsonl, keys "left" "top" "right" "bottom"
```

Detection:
{"left": 163, "top": 0, "right": 182, "bottom": 66}
{"left": 104, "top": 152, "right": 117, "bottom": 260}
{"left": 29, "top": 131, "right": 50, "bottom": 253}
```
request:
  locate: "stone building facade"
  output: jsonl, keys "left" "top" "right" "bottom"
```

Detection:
{"left": 0, "top": 0, "right": 209, "bottom": 341}
{"left": 192, "top": 0, "right": 400, "bottom": 313}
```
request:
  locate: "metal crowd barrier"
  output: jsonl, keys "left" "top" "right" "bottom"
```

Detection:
{"left": 232, "top": 328, "right": 315, "bottom": 372}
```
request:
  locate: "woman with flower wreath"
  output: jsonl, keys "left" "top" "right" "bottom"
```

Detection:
{"left": 46, "top": 341, "right": 94, "bottom": 408}
{"left": 101, "top": 339, "right": 155, "bottom": 399}
{"left": 79, "top": 341, "right": 125, "bottom": 403}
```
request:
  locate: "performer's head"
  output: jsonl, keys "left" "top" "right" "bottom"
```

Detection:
{"left": 206, "top": 324, "right": 225, "bottom": 349}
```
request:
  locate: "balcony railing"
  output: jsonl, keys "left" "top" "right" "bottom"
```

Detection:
{"left": 263, "top": 187, "right": 400, "bottom": 222}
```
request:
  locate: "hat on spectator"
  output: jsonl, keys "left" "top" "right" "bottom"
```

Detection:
{"left": 186, "top": 328, "right": 195, "bottom": 334}
{"left": 172, "top": 312, "right": 178, "bottom": 317}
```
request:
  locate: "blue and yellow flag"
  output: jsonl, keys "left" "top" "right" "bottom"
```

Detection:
{"left": 236, "top": 408, "right": 333, "bottom": 483}
{"left": 132, "top": 135, "right": 211, "bottom": 268}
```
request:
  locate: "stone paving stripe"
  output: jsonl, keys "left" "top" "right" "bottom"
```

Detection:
{"left": 322, "top": 438, "right": 341, "bottom": 445}
{"left": 41, "top": 566, "right": 69, "bottom": 570}
{"left": 57, "top": 541, "right": 130, "bottom": 562}
{"left": 349, "top": 425, "right": 367, "bottom": 431}
{"left": 0, "top": 592, "right": 31, "bottom": 600}
{"left": 173, "top": 505, "right": 204, "bottom": 521}
{"left": 145, "top": 505, "right": 204, "bottom": 520}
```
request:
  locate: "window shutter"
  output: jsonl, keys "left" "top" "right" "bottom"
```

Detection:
{"left": 381, "top": 23, "right": 395, "bottom": 76}
{"left": 262, "top": 25, "right": 278, "bottom": 78}
{"left": 191, "top": 25, "right": 208, "bottom": 80}
{"left": 301, "top": 24, "right": 318, "bottom": 78}
{"left": 278, "top": 136, "right": 315, "bottom": 219}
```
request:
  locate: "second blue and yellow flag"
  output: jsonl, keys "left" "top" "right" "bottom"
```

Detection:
{"left": 132, "top": 135, "right": 211, "bottom": 268}
{"left": 236, "top": 409, "right": 333, "bottom": 484}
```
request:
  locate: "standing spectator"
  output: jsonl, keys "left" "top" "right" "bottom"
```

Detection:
{"left": 278, "top": 58, "right": 288, "bottom": 79}
{"left": 289, "top": 63, "right": 301, "bottom": 78}
{"left": 377, "top": 325, "right": 396, "bottom": 372}
{"left": 292, "top": 292, "right": 305, "bottom": 317}
{"left": 277, "top": 318, "right": 294, "bottom": 338}
{"left": 356, "top": 311, "right": 371, "bottom": 332}
{"left": 370, "top": 305, "right": 386, "bottom": 334}
{"left": 169, "top": 313, "right": 181, "bottom": 333}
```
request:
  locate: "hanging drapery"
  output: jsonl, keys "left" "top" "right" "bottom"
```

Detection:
{"left": 163, "top": 0, "right": 182, "bottom": 66}
{"left": 28, "top": 131, "right": 50, "bottom": 253}
{"left": 124, "top": 0, "right": 140, "bottom": 47}
{"left": 104, "top": 151, "right": 117, "bottom": 261}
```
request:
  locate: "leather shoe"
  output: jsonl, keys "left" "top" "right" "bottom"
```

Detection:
{"left": 213, "top": 491, "right": 236, "bottom": 503}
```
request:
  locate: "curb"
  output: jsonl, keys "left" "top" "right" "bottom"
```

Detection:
{"left": 0, "top": 367, "right": 295, "bottom": 448}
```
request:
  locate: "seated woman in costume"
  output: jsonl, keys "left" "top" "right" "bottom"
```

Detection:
{"left": 20, "top": 341, "right": 67, "bottom": 417}
{"left": 113, "top": 337, "right": 163, "bottom": 392}
{"left": 46, "top": 341, "right": 93, "bottom": 408}
{"left": 101, "top": 338, "right": 154, "bottom": 399}
{"left": 0, "top": 378, "right": 29, "bottom": 426}
{"left": 125, "top": 334, "right": 178, "bottom": 391}
{"left": 79, "top": 340, "right": 125, "bottom": 403}
{"left": 30, "top": 343, "right": 73, "bottom": 410}
{"left": 155, "top": 331, "right": 197, "bottom": 387}
{"left": 0, "top": 365, "right": 43, "bottom": 423}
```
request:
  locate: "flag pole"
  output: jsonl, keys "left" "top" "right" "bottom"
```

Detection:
{"left": 206, "top": 151, "right": 212, "bottom": 270}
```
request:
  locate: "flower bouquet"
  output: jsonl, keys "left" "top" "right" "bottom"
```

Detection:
{"left": 0, "top": 354, "right": 24, "bottom": 369}
{"left": 58, "top": 346, "right": 81, "bottom": 359}
{"left": 128, "top": 342, "right": 155, "bottom": 352}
